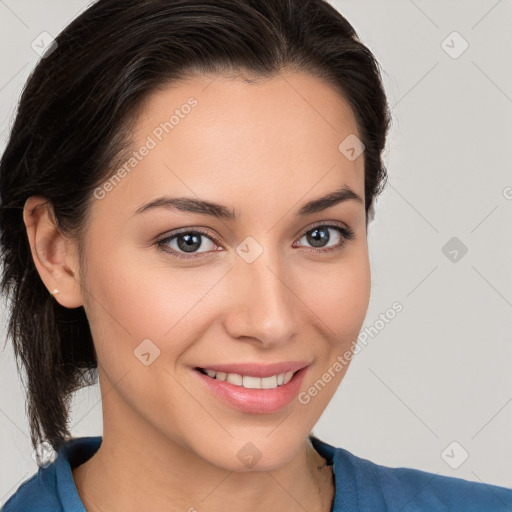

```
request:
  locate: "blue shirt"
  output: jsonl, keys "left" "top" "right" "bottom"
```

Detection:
{"left": 2, "top": 435, "right": 511, "bottom": 511}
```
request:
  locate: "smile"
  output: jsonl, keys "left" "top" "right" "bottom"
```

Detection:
{"left": 197, "top": 368, "right": 296, "bottom": 389}
{"left": 193, "top": 362, "right": 310, "bottom": 414}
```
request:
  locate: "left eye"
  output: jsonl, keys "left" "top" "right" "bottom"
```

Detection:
{"left": 294, "top": 224, "right": 355, "bottom": 251}
{"left": 156, "top": 223, "right": 355, "bottom": 259}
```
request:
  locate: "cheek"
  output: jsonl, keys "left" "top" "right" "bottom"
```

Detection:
{"left": 295, "top": 246, "right": 370, "bottom": 410}
{"left": 81, "top": 241, "right": 229, "bottom": 373}
{"left": 298, "top": 244, "right": 371, "bottom": 347}
{"left": 84, "top": 233, "right": 370, "bottom": 367}
{"left": 80, "top": 246, "right": 222, "bottom": 429}
{"left": 332, "top": 258, "right": 371, "bottom": 339}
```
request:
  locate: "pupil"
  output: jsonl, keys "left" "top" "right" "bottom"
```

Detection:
{"left": 308, "top": 227, "right": 329, "bottom": 248}
{"left": 178, "top": 233, "right": 202, "bottom": 253}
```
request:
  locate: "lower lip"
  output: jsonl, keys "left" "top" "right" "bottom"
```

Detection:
{"left": 193, "top": 366, "right": 309, "bottom": 414}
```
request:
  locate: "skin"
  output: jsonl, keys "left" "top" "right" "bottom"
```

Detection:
{"left": 23, "top": 70, "right": 371, "bottom": 512}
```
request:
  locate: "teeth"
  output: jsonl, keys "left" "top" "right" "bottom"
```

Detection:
{"left": 243, "top": 375, "right": 262, "bottom": 388}
{"left": 201, "top": 369, "right": 296, "bottom": 389}
{"left": 261, "top": 376, "right": 278, "bottom": 389}
{"left": 226, "top": 373, "right": 243, "bottom": 386}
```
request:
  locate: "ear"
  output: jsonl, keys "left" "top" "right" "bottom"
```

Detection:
{"left": 23, "top": 195, "right": 84, "bottom": 308}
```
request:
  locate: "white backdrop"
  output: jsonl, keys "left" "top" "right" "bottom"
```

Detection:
{"left": 1, "top": 0, "right": 511, "bottom": 504}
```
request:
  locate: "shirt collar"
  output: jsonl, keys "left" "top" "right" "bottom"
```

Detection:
{"left": 54, "top": 436, "right": 102, "bottom": 512}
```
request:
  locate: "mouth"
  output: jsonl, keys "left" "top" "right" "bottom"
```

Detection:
{"left": 192, "top": 362, "right": 310, "bottom": 414}
{"left": 195, "top": 367, "right": 298, "bottom": 389}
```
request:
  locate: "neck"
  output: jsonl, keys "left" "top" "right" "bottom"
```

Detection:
{"left": 73, "top": 407, "right": 334, "bottom": 512}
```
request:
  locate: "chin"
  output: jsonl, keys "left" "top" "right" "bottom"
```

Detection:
{"left": 203, "top": 434, "right": 305, "bottom": 473}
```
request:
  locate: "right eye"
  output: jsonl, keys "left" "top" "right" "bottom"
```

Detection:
{"left": 155, "top": 228, "right": 222, "bottom": 259}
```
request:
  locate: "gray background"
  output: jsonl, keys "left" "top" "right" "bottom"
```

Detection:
{"left": 1, "top": 0, "right": 511, "bottom": 504}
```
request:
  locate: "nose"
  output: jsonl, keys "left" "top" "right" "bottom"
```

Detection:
{"left": 223, "top": 247, "right": 299, "bottom": 349}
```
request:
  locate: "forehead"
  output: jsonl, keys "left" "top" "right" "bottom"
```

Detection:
{"left": 135, "top": 70, "right": 360, "bottom": 150}
{"left": 97, "top": 71, "right": 365, "bottom": 221}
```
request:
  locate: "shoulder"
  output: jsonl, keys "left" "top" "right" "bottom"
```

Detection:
{"left": 1, "top": 466, "right": 61, "bottom": 512}
{"left": 336, "top": 446, "right": 512, "bottom": 511}
{"left": 1, "top": 436, "right": 102, "bottom": 512}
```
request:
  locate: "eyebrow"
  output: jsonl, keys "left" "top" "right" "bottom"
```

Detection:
{"left": 132, "top": 185, "right": 363, "bottom": 220}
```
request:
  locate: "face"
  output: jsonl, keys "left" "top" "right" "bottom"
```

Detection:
{"left": 75, "top": 71, "right": 370, "bottom": 471}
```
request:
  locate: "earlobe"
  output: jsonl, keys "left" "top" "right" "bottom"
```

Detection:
{"left": 22, "top": 195, "right": 84, "bottom": 308}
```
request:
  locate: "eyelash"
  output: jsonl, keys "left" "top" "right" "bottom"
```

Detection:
{"left": 155, "top": 222, "right": 355, "bottom": 260}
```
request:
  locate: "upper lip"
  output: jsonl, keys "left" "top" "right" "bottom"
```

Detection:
{"left": 195, "top": 361, "right": 310, "bottom": 378}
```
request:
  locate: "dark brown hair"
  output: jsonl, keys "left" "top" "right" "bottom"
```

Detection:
{"left": 0, "top": 0, "right": 391, "bottom": 452}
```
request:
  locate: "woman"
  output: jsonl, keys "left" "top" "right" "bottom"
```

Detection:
{"left": 1, "top": 0, "right": 510, "bottom": 510}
